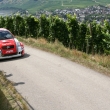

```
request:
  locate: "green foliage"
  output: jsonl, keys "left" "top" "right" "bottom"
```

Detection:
{"left": 103, "top": 20, "right": 110, "bottom": 33}
{"left": 39, "top": 14, "right": 50, "bottom": 39}
{"left": 102, "top": 32, "right": 110, "bottom": 55}
{"left": 5, "top": 16, "right": 14, "bottom": 34}
{"left": 0, "top": 89, "right": 13, "bottom": 110}
{"left": 49, "top": 16, "right": 69, "bottom": 46}
{"left": 78, "top": 23, "right": 87, "bottom": 52}
{"left": 26, "top": 15, "right": 39, "bottom": 38}
{"left": 0, "top": 16, "right": 5, "bottom": 28}
{"left": 95, "top": 24, "right": 105, "bottom": 54}
{"left": 13, "top": 15, "right": 25, "bottom": 35}
{"left": 67, "top": 14, "right": 79, "bottom": 49}
{"left": 0, "top": 14, "right": 110, "bottom": 55}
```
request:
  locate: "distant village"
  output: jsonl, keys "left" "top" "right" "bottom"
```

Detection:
{"left": 1, "top": 5, "right": 110, "bottom": 23}
{"left": 35, "top": 5, "right": 110, "bottom": 23}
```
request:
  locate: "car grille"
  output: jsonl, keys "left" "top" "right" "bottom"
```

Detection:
{"left": 2, "top": 45, "right": 14, "bottom": 50}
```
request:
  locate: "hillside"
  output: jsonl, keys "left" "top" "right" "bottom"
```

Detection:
{"left": 0, "top": 0, "right": 110, "bottom": 14}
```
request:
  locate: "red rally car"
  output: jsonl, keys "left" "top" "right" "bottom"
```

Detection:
{"left": 0, "top": 28, "right": 24, "bottom": 59}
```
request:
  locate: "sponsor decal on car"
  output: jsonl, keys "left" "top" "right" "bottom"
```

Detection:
{"left": 6, "top": 50, "right": 13, "bottom": 54}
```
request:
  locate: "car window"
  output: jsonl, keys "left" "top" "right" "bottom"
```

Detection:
{"left": 0, "top": 31, "right": 13, "bottom": 40}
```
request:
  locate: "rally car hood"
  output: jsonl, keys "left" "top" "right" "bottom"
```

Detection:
{"left": 0, "top": 38, "right": 15, "bottom": 45}
{"left": 0, "top": 38, "right": 17, "bottom": 55}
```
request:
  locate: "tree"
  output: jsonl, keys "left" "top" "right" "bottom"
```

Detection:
{"left": 13, "top": 15, "right": 25, "bottom": 35}
{"left": 89, "top": 21, "right": 97, "bottom": 54}
{"left": 5, "top": 16, "right": 14, "bottom": 34}
{"left": 67, "top": 14, "right": 79, "bottom": 49}
{"left": 26, "top": 15, "right": 39, "bottom": 38}
{"left": 50, "top": 16, "right": 69, "bottom": 47}
{"left": 39, "top": 14, "right": 50, "bottom": 39}
{"left": 0, "top": 16, "right": 5, "bottom": 28}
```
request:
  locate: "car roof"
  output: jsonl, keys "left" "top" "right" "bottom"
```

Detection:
{"left": 0, "top": 28, "right": 9, "bottom": 31}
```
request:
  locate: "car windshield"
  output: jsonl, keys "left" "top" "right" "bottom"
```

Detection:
{"left": 0, "top": 31, "right": 13, "bottom": 40}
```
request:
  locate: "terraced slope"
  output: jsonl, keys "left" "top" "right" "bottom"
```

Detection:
{"left": 0, "top": 0, "right": 110, "bottom": 13}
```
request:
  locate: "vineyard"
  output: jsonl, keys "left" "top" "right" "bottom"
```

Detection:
{"left": 0, "top": 0, "right": 110, "bottom": 13}
{"left": 0, "top": 14, "right": 110, "bottom": 55}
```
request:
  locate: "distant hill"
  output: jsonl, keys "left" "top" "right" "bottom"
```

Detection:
{"left": 0, "top": 0, "right": 110, "bottom": 14}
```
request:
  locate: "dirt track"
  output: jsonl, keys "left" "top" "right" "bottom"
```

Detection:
{"left": 0, "top": 45, "right": 110, "bottom": 110}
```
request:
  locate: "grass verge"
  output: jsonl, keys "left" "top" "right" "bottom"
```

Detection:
{"left": 17, "top": 36, "right": 110, "bottom": 76}
{"left": 0, "top": 89, "right": 13, "bottom": 110}
{"left": 0, "top": 71, "right": 29, "bottom": 110}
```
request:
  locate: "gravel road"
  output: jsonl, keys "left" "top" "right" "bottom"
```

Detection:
{"left": 0, "top": 45, "right": 110, "bottom": 110}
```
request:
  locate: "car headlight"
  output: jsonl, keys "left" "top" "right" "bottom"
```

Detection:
{"left": 0, "top": 50, "right": 1, "bottom": 56}
{"left": 14, "top": 38, "right": 21, "bottom": 47}
{"left": 16, "top": 42, "right": 21, "bottom": 47}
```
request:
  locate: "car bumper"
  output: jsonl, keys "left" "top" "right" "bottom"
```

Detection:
{"left": 0, "top": 47, "right": 24, "bottom": 59}
{"left": 0, "top": 53, "right": 22, "bottom": 59}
